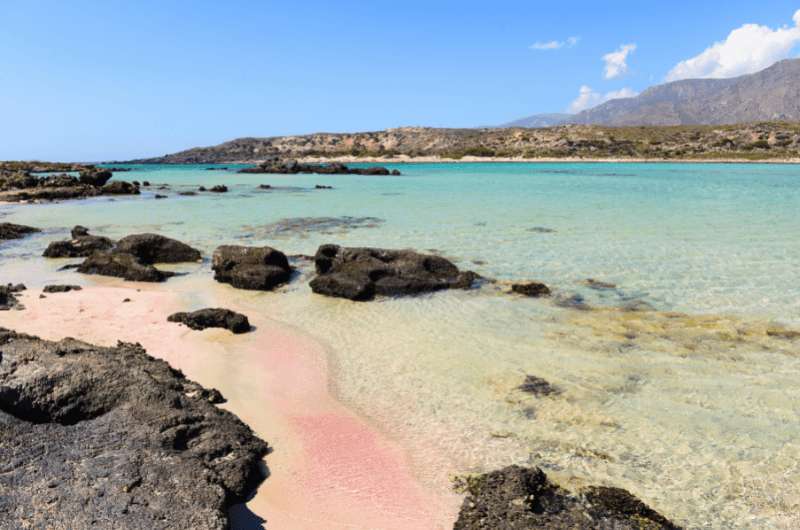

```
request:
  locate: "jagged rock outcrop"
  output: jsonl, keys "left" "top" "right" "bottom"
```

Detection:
{"left": 114, "top": 233, "right": 201, "bottom": 264}
{"left": 0, "top": 223, "right": 40, "bottom": 241}
{"left": 168, "top": 308, "right": 251, "bottom": 334}
{"left": 0, "top": 328, "right": 268, "bottom": 529}
{"left": 454, "top": 465, "right": 679, "bottom": 530}
{"left": 43, "top": 226, "right": 115, "bottom": 258}
{"left": 78, "top": 168, "right": 113, "bottom": 187}
{"left": 211, "top": 245, "right": 292, "bottom": 290}
{"left": 309, "top": 244, "right": 478, "bottom": 301}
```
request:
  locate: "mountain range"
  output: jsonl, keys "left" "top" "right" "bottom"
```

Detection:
{"left": 503, "top": 58, "right": 800, "bottom": 127}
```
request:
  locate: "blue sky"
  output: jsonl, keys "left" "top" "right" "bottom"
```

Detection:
{"left": 2, "top": 1, "right": 800, "bottom": 161}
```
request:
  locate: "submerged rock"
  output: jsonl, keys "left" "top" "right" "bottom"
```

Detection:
{"left": 0, "top": 222, "right": 40, "bottom": 241}
{"left": 77, "top": 251, "right": 174, "bottom": 282}
{"left": 209, "top": 185, "right": 228, "bottom": 193}
{"left": 454, "top": 465, "right": 679, "bottom": 530}
{"left": 0, "top": 328, "right": 268, "bottom": 529}
{"left": 517, "top": 375, "right": 561, "bottom": 397}
{"left": 211, "top": 245, "right": 292, "bottom": 291}
{"left": 42, "top": 284, "right": 83, "bottom": 293}
{"left": 114, "top": 233, "right": 201, "bottom": 264}
{"left": 511, "top": 282, "right": 551, "bottom": 298}
{"left": 310, "top": 244, "right": 478, "bottom": 301}
{"left": 168, "top": 308, "right": 251, "bottom": 334}
{"left": 43, "top": 226, "right": 115, "bottom": 258}
{"left": 243, "top": 216, "right": 384, "bottom": 239}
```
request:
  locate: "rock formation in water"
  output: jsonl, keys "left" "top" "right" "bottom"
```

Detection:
{"left": 114, "top": 233, "right": 202, "bottom": 264}
{"left": 511, "top": 282, "right": 551, "bottom": 297}
{"left": 309, "top": 244, "right": 478, "bottom": 301}
{"left": 0, "top": 222, "right": 40, "bottom": 241}
{"left": 0, "top": 165, "right": 139, "bottom": 202}
{"left": 43, "top": 226, "right": 115, "bottom": 258}
{"left": 0, "top": 328, "right": 268, "bottom": 529}
{"left": 238, "top": 158, "right": 400, "bottom": 176}
{"left": 212, "top": 245, "right": 292, "bottom": 290}
{"left": 42, "top": 284, "right": 82, "bottom": 293}
{"left": 77, "top": 251, "right": 175, "bottom": 282}
{"left": 168, "top": 308, "right": 252, "bottom": 334}
{"left": 454, "top": 465, "right": 680, "bottom": 529}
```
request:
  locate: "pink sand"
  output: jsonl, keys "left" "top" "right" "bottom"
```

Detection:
{"left": 0, "top": 283, "right": 458, "bottom": 529}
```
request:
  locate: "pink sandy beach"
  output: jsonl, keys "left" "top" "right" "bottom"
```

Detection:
{"left": 0, "top": 281, "right": 460, "bottom": 529}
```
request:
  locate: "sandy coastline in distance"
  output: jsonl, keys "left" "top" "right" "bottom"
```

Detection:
{"left": 222, "top": 155, "right": 800, "bottom": 165}
{"left": 0, "top": 277, "right": 459, "bottom": 529}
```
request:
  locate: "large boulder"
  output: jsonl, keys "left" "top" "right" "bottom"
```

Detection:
{"left": 0, "top": 284, "right": 25, "bottom": 310}
{"left": 0, "top": 222, "right": 40, "bottom": 241}
{"left": 43, "top": 226, "right": 115, "bottom": 258}
{"left": 115, "top": 233, "right": 201, "bottom": 264}
{"left": 211, "top": 245, "right": 292, "bottom": 291}
{"left": 101, "top": 180, "right": 140, "bottom": 195}
{"left": 168, "top": 308, "right": 251, "bottom": 334}
{"left": 309, "top": 244, "right": 478, "bottom": 301}
{"left": 454, "top": 465, "right": 679, "bottom": 530}
{"left": 77, "top": 251, "right": 174, "bottom": 282}
{"left": 0, "top": 328, "right": 268, "bottom": 529}
{"left": 78, "top": 168, "right": 113, "bottom": 187}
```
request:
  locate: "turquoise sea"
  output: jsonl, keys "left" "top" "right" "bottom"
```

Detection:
{"left": 2, "top": 162, "right": 800, "bottom": 528}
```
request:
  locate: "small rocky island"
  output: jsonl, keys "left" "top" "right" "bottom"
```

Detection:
{"left": 0, "top": 328, "right": 268, "bottom": 529}
{"left": 238, "top": 157, "right": 400, "bottom": 176}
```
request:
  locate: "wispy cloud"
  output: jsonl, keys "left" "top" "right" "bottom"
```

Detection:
{"left": 530, "top": 36, "right": 580, "bottom": 51}
{"left": 568, "top": 85, "right": 638, "bottom": 113}
{"left": 603, "top": 43, "right": 636, "bottom": 79}
{"left": 666, "top": 10, "right": 800, "bottom": 81}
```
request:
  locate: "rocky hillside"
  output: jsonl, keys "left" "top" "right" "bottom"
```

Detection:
{"left": 571, "top": 59, "right": 800, "bottom": 126}
{"left": 135, "top": 122, "right": 800, "bottom": 163}
{"left": 500, "top": 113, "right": 572, "bottom": 128}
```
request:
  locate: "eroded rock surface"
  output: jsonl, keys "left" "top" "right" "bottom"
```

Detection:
{"left": 77, "top": 252, "right": 174, "bottom": 282}
{"left": 43, "top": 226, "right": 115, "bottom": 258}
{"left": 168, "top": 308, "right": 251, "bottom": 334}
{"left": 454, "top": 465, "right": 679, "bottom": 530}
{"left": 0, "top": 328, "right": 268, "bottom": 529}
{"left": 212, "top": 245, "right": 292, "bottom": 291}
{"left": 511, "top": 282, "right": 551, "bottom": 298}
{"left": 42, "top": 285, "right": 83, "bottom": 293}
{"left": 310, "top": 244, "right": 478, "bottom": 301}
{"left": 0, "top": 284, "right": 25, "bottom": 310}
{"left": 115, "top": 233, "right": 201, "bottom": 264}
{"left": 239, "top": 158, "right": 400, "bottom": 176}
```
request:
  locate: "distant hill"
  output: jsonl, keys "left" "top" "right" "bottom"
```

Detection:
{"left": 569, "top": 59, "right": 800, "bottom": 126}
{"left": 132, "top": 123, "right": 800, "bottom": 163}
{"left": 499, "top": 113, "right": 571, "bottom": 128}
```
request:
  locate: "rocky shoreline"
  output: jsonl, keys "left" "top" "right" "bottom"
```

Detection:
{"left": 0, "top": 328, "right": 268, "bottom": 529}
{"left": 0, "top": 164, "right": 138, "bottom": 202}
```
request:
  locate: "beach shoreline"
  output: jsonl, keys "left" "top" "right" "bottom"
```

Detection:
{"left": 0, "top": 277, "right": 460, "bottom": 529}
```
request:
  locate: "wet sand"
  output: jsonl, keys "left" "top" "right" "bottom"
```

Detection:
{"left": 0, "top": 279, "right": 460, "bottom": 529}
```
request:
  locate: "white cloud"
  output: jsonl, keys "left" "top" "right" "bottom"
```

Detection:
{"left": 568, "top": 85, "right": 638, "bottom": 113}
{"left": 603, "top": 43, "right": 637, "bottom": 79}
{"left": 530, "top": 36, "right": 580, "bottom": 51}
{"left": 666, "top": 10, "right": 800, "bottom": 81}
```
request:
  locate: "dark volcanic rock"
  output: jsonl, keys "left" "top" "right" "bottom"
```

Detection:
{"left": 101, "top": 180, "right": 140, "bottom": 195}
{"left": 209, "top": 185, "right": 228, "bottom": 193}
{"left": 0, "top": 222, "right": 40, "bottom": 241}
{"left": 212, "top": 245, "right": 292, "bottom": 291}
{"left": 4, "top": 185, "right": 100, "bottom": 202}
{"left": 168, "top": 308, "right": 251, "bottom": 334}
{"left": 511, "top": 282, "right": 551, "bottom": 298}
{"left": 154, "top": 194, "right": 168, "bottom": 199}
{"left": 454, "top": 465, "right": 679, "bottom": 530}
{"left": 0, "top": 284, "right": 25, "bottom": 310}
{"left": 39, "top": 174, "right": 79, "bottom": 188}
{"left": 77, "top": 252, "right": 175, "bottom": 282}
{"left": 79, "top": 168, "right": 113, "bottom": 187}
{"left": 114, "top": 233, "right": 201, "bottom": 264}
{"left": 238, "top": 158, "right": 400, "bottom": 176}
{"left": 178, "top": 191, "right": 197, "bottom": 196}
{"left": 43, "top": 226, "right": 115, "bottom": 258}
{"left": 0, "top": 328, "right": 268, "bottom": 530}
{"left": 42, "top": 284, "right": 83, "bottom": 293}
{"left": 310, "top": 244, "right": 478, "bottom": 301}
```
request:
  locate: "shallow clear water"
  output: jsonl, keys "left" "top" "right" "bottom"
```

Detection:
{"left": 2, "top": 162, "right": 800, "bottom": 528}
